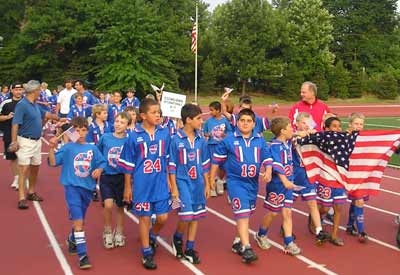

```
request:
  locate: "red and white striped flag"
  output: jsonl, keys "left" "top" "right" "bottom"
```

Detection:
{"left": 191, "top": 22, "right": 197, "bottom": 53}
{"left": 299, "top": 130, "right": 400, "bottom": 197}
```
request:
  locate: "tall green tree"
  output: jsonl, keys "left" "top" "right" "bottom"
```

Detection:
{"left": 210, "top": 0, "right": 286, "bottom": 95}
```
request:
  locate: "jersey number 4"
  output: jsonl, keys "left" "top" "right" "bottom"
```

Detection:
{"left": 241, "top": 164, "right": 256, "bottom": 177}
{"left": 188, "top": 166, "right": 197, "bottom": 179}
{"left": 144, "top": 159, "right": 161, "bottom": 174}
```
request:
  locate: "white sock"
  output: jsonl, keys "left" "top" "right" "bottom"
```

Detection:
{"left": 315, "top": 226, "right": 322, "bottom": 235}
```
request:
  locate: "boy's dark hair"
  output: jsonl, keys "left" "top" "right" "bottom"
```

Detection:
{"left": 209, "top": 101, "right": 221, "bottom": 112}
{"left": 115, "top": 111, "right": 132, "bottom": 125}
{"left": 270, "top": 117, "right": 290, "bottom": 137}
{"left": 239, "top": 95, "right": 252, "bottom": 104}
{"left": 124, "top": 106, "right": 135, "bottom": 112}
{"left": 113, "top": 90, "right": 121, "bottom": 96}
{"left": 181, "top": 103, "right": 202, "bottom": 125}
{"left": 139, "top": 98, "right": 159, "bottom": 114}
{"left": 324, "top": 116, "right": 341, "bottom": 129}
{"left": 74, "top": 80, "right": 85, "bottom": 89}
{"left": 71, "top": 116, "right": 88, "bottom": 129}
{"left": 237, "top": 108, "right": 256, "bottom": 122}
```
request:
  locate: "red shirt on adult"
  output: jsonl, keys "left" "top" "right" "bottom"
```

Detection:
{"left": 288, "top": 82, "right": 330, "bottom": 131}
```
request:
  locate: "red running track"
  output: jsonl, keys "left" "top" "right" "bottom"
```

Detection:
{"left": 2, "top": 152, "right": 400, "bottom": 275}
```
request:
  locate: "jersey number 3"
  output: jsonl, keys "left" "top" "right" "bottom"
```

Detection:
{"left": 144, "top": 159, "right": 161, "bottom": 173}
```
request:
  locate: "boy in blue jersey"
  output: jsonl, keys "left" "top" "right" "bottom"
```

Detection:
{"left": 203, "top": 101, "right": 231, "bottom": 196}
{"left": 293, "top": 112, "right": 329, "bottom": 245}
{"left": 48, "top": 117, "right": 106, "bottom": 269}
{"left": 67, "top": 93, "right": 91, "bottom": 120}
{"left": 169, "top": 104, "right": 211, "bottom": 264}
{"left": 121, "top": 88, "right": 140, "bottom": 109}
{"left": 221, "top": 92, "right": 272, "bottom": 134}
{"left": 210, "top": 108, "right": 272, "bottom": 264}
{"left": 255, "top": 117, "right": 301, "bottom": 256}
{"left": 118, "top": 98, "right": 171, "bottom": 270}
{"left": 87, "top": 104, "right": 111, "bottom": 145}
{"left": 108, "top": 91, "right": 124, "bottom": 125}
{"left": 98, "top": 112, "right": 130, "bottom": 249}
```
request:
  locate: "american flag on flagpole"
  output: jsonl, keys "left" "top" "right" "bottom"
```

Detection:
{"left": 298, "top": 130, "right": 400, "bottom": 196}
{"left": 191, "top": 22, "right": 197, "bottom": 53}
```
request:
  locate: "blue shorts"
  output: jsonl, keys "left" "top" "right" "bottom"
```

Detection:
{"left": 64, "top": 185, "right": 92, "bottom": 221}
{"left": 264, "top": 182, "right": 293, "bottom": 212}
{"left": 316, "top": 183, "right": 347, "bottom": 207}
{"left": 100, "top": 174, "right": 124, "bottom": 208}
{"left": 178, "top": 203, "right": 206, "bottom": 221}
{"left": 293, "top": 169, "right": 316, "bottom": 201}
{"left": 227, "top": 181, "right": 257, "bottom": 220}
{"left": 132, "top": 199, "right": 170, "bottom": 217}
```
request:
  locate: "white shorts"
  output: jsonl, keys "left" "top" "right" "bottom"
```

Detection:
{"left": 16, "top": 136, "right": 42, "bottom": 166}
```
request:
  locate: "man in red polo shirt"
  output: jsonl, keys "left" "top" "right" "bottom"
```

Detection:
{"left": 288, "top": 82, "right": 330, "bottom": 131}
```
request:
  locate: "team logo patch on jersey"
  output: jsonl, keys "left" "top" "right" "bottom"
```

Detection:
{"left": 234, "top": 141, "right": 239, "bottom": 145}
{"left": 73, "top": 150, "right": 93, "bottom": 177}
{"left": 137, "top": 137, "right": 143, "bottom": 143}
{"left": 107, "top": 146, "right": 122, "bottom": 168}
{"left": 178, "top": 142, "right": 185, "bottom": 148}
{"left": 149, "top": 144, "right": 158, "bottom": 154}
{"left": 188, "top": 151, "right": 196, "bottom": 161}
{"left": 211, "top": 124, "right": 226, "bottom": 141}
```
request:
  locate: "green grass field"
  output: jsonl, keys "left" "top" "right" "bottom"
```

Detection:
{"left": 263, "top": 116, "right": 400, "bottom": 166}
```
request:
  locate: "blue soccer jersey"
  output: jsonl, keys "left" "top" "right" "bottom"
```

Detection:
{"left": 162, "top": 117, "right": 177, "bottom": 136}
{"left": 121, "top": 97, "right": 140, "bottom": 108}
{"left": 118, "top": 124, "right": 171, "bottom": 203}
{"left": 97, "top": 133, "right": 128, "bottom": 175}
{"left": 67, "top": 104, "right": 91, "bottom": 120}
{"left": 203, "top": 116, "right": 231, "bottom": 145}
{"left": 212, "top": 129, "right": 272, "bottom": 189}
{"left": 107, "top": 104, "right": 124, "bottom": 124}
{"left": 230, "top": 113, "right": 269, "bottom": 134}
{"left": 50, "top": 143, "right": 106, "bottom": 191}
{"left": 168, "top": 129, "right": 210, "bottom": 204}
{"left": 86, "top": 120, "right": 112, "bottom": 145}
{"left": 269, "top": 139, "right": 294, "bottom": 184}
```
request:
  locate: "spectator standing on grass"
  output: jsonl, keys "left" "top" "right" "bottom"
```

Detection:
{"left": 71, "top": 80, "right": 97, "bottom": 108}
{"left": 9, "top": 80, "right": 64, "bottom": 210}
{"left": 288, "top": 82, "right": 330, "bottom": 131}
{"left": 0, "top": 83, "right": 24, "bottom": 190}
{"left": 56, "top": 79, "right": 77, "bottom": 118}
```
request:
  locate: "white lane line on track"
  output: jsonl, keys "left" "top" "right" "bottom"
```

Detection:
{"left": 383, "top": 175, "right": 400, "bottom": 181}
{"left": 206, "top": 206, "right": 339, "bottom": 275}
{"left": 255, "top": 194, "right": 400, "bottom": 252}
{"left": 380, "top": 188, "right": 400, "bottom": 196}
{"left": 123, "top": 210, "right": 206, "bottom": 275}
{"left": 33, "top": 201, "right": 74, "bottom": 275}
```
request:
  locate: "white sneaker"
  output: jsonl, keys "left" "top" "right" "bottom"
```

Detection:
{"left": 284, "top": 242, "right": 301, "bottom": 255}
{"left": 11, "top": 176, "right": 19, "bottom": 190}
{"left": 210, "top": 189, "right": 217, "bottom": 197}
{"left": 216, "top": 179, "right": 224, "bottom": 195}
{"left": 254, "top": 233, "right": 271, "bottom": 250}
{"left": 103, "top": 230, "right": 114, "bottom": 249}
{"left": 113, "top": 230, "right": 125, "bottom": 247}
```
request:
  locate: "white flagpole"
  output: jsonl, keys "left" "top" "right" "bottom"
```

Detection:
{"left": 194, "top": 3, "right": 198, "bottom": 103}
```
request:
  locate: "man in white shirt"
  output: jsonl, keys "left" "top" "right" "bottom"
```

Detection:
{"left": 55, "top": 79, "right": 77, "bottom": 118}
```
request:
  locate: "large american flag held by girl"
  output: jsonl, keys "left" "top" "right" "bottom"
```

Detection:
{"left": 297, "top": 130, "right": 400, "bottom": 196}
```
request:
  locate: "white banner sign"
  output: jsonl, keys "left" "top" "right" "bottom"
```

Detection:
{"left": 160, "top": 91, "right": 186, "bottom": 118}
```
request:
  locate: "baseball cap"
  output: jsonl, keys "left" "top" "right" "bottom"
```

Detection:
{"left": 11, "top": 82, "right": 23, "bottom": 89}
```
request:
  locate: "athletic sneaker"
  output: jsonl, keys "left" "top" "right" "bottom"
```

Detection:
{"left": 142, "top": 254, "right": 157, "bottom": 270}
{"left": 149, "top": 237, "right": 158, "bottom": 255}
{"left": 316, "top": 230, "right": 330, "bottom": 245}
{"left": 113, "top": 231, "right": 125, "bottom": 247}
{"left": 66, "top": 237, "right": 77, "bottom": 255}
{"left": 79, "top": 255, "right": 92, "bottom": 269}
{"left": 210, "top": 189, "right": 217, "bottom": 197}
{"left": 232, "top": 238, "right": 242, "bottom": 255}
{"left": 241, "top": 247, "right": 258, "bottom": 264}
{"left": 184, "top": 249, "right": 200, "bottom": 264}
{"left": 172, "top": 238, "right": 184, "bottom": 259}
{"left": 11, "top": 176, "right": 18, "bottom": 190}
{"left": 254, "top": 233, "right": 271, "bottom": 250}
{"left": 358, "top": 232, "right": 368, "bottom": 243}
{"left": 284, "top": 242, "right": 301, "bottom": 255}
{"left": 103, "top": 230, "right": 114, "bottom": 249}
{"left": 216, "top": 179, "right": 224, "bottom": 195}
{"left": 346, "top": 224, "right": 358, "bottom": 236}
